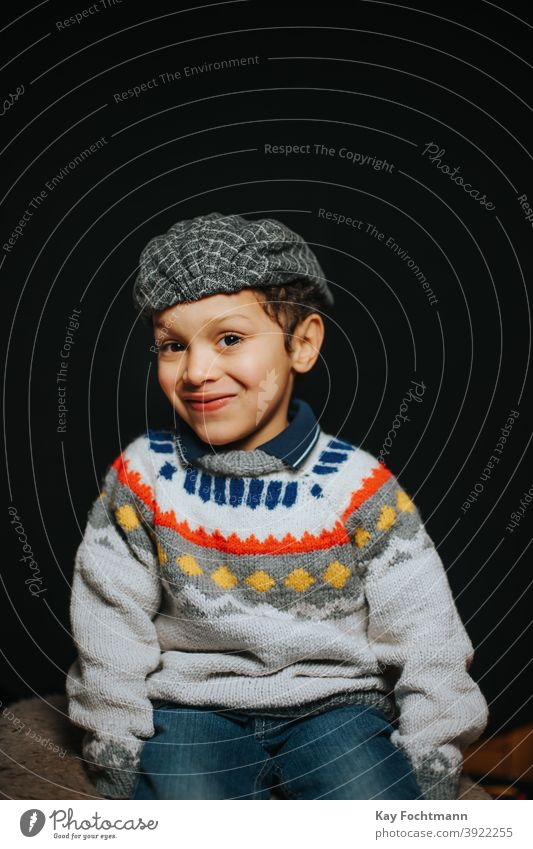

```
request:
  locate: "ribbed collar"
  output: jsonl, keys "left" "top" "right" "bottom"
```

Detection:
{"left": 174, "top": 396, "right": 321, "bottom": 474}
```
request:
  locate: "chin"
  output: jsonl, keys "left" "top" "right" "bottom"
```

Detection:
{"left": 192, "top": 424, "right": 245, "bottom": 446}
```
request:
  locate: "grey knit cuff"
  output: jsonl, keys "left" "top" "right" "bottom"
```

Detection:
{"left": 90, "top": 767, "right": 138, "bottom": 800}
{"left": 414, "top": 756, "right": 462, "bottom": 800}
{"left": 82, "top": 732, "right": 143, "bottom": 800}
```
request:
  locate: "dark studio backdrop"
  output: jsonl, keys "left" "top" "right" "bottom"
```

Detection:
{"left": 1, "top": 0, "right": 532, "bottom": 736}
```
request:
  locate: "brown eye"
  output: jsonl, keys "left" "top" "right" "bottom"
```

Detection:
{"left": 219, "top": 334, "right": 242, "bottom": 348}
{"left": 159, "top": 341, "right": 184, "bottom": 354}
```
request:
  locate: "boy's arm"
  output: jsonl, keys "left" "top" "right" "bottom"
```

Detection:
{"left": 66, "top": 453, "right": 162, "bottom": 800}
{"left": 348, "top": 465, "right": 488, "bottom": 800}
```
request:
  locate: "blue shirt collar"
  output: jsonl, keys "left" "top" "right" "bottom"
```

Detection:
{"left": 175, "top": 396, "right": 321, "bottom": 470}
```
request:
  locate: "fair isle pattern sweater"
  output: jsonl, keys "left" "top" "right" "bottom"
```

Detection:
{"left": 67, "top": 401, "right": 488, "bottom": 801}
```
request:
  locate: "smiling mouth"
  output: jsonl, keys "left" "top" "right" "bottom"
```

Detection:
{"left": 185, "top": 395, "right": 236, "bottom": 411}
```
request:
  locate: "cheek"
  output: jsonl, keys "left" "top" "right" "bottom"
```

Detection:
{"left": 253, "top": 348, "right": 290, "bottom": 383}
{"left": 157, "top": 362, "right": 178, "bottom": 393}
{"left": 233, "top": 358, "right": 262, "bottom": 382}
{"left": 233, "top": 341, "right": 284, "bottom": 380}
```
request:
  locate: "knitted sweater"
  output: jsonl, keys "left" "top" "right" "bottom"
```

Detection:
{"left": 67, "top": 397, "right": 488, "bottom": 800}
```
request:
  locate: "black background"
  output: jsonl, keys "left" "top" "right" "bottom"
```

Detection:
{"left": 2, "top": 0, "right": 532, "bottom": 735}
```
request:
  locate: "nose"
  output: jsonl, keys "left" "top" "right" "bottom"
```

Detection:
{"left": 181, "top": 342, "right": 222, "bottom": 385}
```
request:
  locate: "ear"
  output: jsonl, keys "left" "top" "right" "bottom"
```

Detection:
{"left": 290, "top": 313, "right": 325, "bottom": 375}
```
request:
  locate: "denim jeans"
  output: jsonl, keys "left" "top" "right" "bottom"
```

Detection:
{"left": 131, "top": 702, "right": 425, "bottom": 800}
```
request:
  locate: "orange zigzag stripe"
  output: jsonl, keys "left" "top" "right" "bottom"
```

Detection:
{"left": 111, "top": 453, "right": 389, "bottom": 554}
{"left": 340, "top": 461, "right": 392, "bottom": 523}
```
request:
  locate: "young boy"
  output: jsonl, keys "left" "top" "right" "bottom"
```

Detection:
{"left": 67, "top": 212, "right": 488, "bottom": 801}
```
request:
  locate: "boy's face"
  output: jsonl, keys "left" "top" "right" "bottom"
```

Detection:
{"left": 153, "top": 289, "right": 323, "bottom": 451}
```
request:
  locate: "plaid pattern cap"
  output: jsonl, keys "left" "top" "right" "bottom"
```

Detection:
{"left": 132, "top": 211, "right": 334, "bottom": 323}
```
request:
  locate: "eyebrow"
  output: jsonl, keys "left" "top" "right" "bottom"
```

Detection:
{"left": 153, "top": 314, "right": 254, "bottom": 331}
{"left": 216, "top": 313, "right": 254, "bottom": 322}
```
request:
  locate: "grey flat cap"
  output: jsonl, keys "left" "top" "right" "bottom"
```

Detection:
{"left": 132, "top": 211, "right": 334, "bottom": 323}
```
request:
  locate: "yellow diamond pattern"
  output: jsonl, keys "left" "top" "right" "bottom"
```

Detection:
{"left": 353, "top": 527, "right": 371, "bottom": 548}
{"left": 211, "top": 565, "right": 238, "bottom": 589}
{"left": 115, "top": 504, "right": 140, "bottom": 531}
{"left": 245, "top": 570, "right": 276, "bottom": 592}
{"left": 149, "top": 543, "right": 377, "bottom": 592}
{"left": 156, "top": 542, "right": 168, "bottom": 565}
{"left": 176, "top": 554, "right": 203, "bottom": 576}
{"left": 376, "top": 504, "right": 396, "bottom": 531}
{"left": 284, "top": 568, "right": 315, "bottom": 592}
{"left": 323, "top": 560, "right": 351, "bottom": 588}
{"left": 396, "top": 489, "right": 414, "bottom": 512}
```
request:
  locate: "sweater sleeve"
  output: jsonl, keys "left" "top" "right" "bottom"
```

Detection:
{"left": 66, "top": 443, "right": 162, "bottom": 799}
{"left": 350, "top": 464, "right": 488, "bottom": 800}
